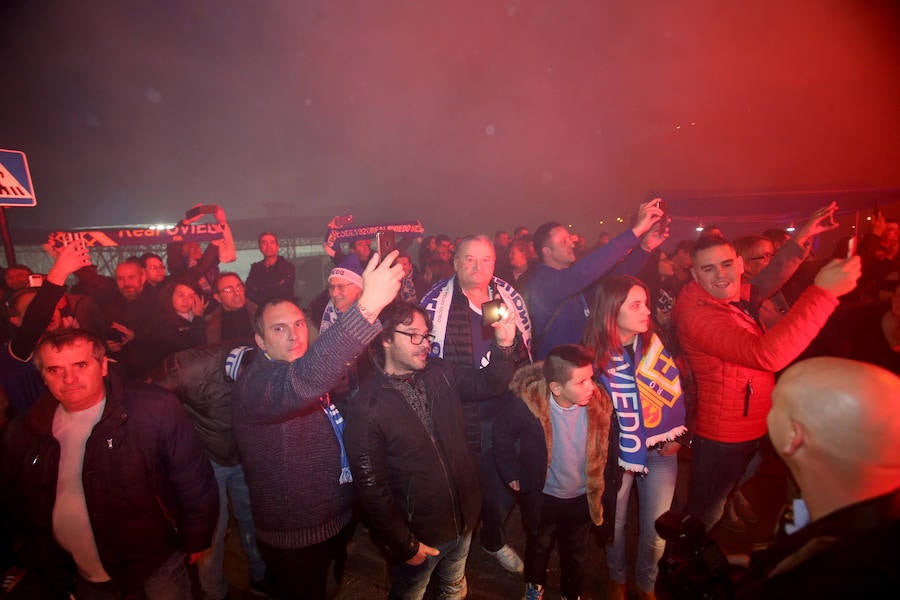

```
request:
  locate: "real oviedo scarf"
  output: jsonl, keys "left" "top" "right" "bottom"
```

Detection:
{"left": 602, "top": 333, "right": 686, "bottom": 474}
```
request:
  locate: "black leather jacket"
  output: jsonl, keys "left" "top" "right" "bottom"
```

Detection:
{"left": 344, "top": 344, "right": 516, "bottom": 563}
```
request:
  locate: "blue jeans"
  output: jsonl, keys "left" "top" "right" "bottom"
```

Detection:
{"left": 607, "top": 452, "right": 678, "bottom": 593}
{"left": 389, "top": 532, "right": 471, "bottom": 600}
{"left": 478, "top": 420, "right": 517, "bottom": 551}
{"left": 198, "top": 460, "right": 267, "bottom": 599}
{"left": 685, "top": 435, "right": 761, "bottom": 530}
{"left": 74, "top": 551, "right": 191, "bottom": 600}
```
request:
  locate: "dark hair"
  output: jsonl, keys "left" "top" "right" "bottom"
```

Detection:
{"left": 513, "top": 226, "right": 530, "bottom": 238}
{"left": 161, "top": 276, "right": 203, "bottom": 313}
{"left": 733, "top": 235, "right": 772, "bottom": 261}
{"left": 215, "top": 271, "right": 243, "bottom": 291}
{"left": 138, "top": 253, "right": 163, "bottom": 267}
{"left": 690, "top": 234, "right": 733, "bottom": 263}
{"left": 253, "top": 298, "right": 302, "bottom": 337}
{"left": 583, "top": 275, "right": 652, "bottom": 369}
{"left": 543, "top": 344, "right": 595, "bottom": 387}
{"left": 34, "top": 328, "right": 106, "bottom": 371}
{"left": 374, "top": 301, "right": 432, "bottom": 361}
{"left": 7, "top": 288, "right": 39, "bottom": 317}
{"left": 423, "top": 258, "right": 454, "bottom": 285}
{"left": 533, "top": 222, "right": 563, "bottom": 260}
{"left": 761, "top": 228, "right": 791, "bottom": 245}
{"left": 674, "top": 239, "right": 695, "bottom": 255}
{"left": 258, "top": 231, "right": 277, "bottom": 245}
{"left": 5, "top": 263, "right": 33, "bottom": 274}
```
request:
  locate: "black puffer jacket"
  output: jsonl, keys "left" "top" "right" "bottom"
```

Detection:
{"left": 1, "top": 370, "right": 218, "bottom": 595}
{"left": 147, "top": 342, "right": 258, "bottom": 466}
{"left": 344, "top": 345, "right": 516, "bottom": 563}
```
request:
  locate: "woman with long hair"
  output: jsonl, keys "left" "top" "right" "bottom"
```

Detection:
{"left": 583, "top": 275, "right": 686, "bottom": 600}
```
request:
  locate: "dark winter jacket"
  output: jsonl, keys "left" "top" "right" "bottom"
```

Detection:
{"left": 344, "top": 344, "right": 517, "bottom": 563}
{"left": 245, "top": 256, "right": 296, "bottom": 305}
{"left": 0, "top": 370, "right": 218, "bottom": 595}
{"left": 493, "top": 362, "right": 612, "bottom": 525}
{"left": 147, "top": 342, "right": 251, "bottom": 466}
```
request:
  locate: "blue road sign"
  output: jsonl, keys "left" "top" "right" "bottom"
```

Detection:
{"left": 0, "top": 149, "right": 36, "bottom": 207}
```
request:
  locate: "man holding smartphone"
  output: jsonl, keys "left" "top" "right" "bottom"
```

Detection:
{"left": 419, "top": 234, "right": 532, "bottom": 574}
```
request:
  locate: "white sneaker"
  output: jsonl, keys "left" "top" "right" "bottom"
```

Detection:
{"left": 487, "top": 543, "right": 524, "bottom": 574}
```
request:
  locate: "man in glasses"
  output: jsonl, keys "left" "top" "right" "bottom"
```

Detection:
{"left": 345, "top": 300, "right": 518, "bottom": 599}
{"left": 206, "top": 272, "right": 257, "bottom": 345}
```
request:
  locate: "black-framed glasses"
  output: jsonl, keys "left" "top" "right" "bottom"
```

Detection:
{"left": 394, "top": 330, "right": 436, "bottom": 345}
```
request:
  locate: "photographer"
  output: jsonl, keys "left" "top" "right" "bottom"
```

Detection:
{"left": 658, "top": 357, "right": 900, "bottom": 598}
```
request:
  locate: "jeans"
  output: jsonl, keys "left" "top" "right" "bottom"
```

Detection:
{"left": 74, "top": 551, "right": 191, "bottom": 600}
{"left": 198, "top": 460, "right": 268, "bottom": 599}
{"left": 685, "top": 435, "right": 762, "bottom": 530}
{"left": 258, "top": 522, "right": 354, "bottom": 600}
{"left": 523, "top": 493, "right": 592, "bottom": 599}
{"left": 606, "top": 452, "right": 678, "bottom": 593}
{"left": 478, "top": 420, "right": 517, "bottom": 551}
{"left": 389, "top": 531, "right": 471, "bottom": 600}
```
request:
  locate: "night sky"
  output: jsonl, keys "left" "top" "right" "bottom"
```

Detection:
{"left": 2, "top": 0, "right": 899, "bottom": 241}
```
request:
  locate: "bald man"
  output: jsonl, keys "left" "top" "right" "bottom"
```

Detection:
{"left": 738, "top": 357, "right": 900, "bottom": 598}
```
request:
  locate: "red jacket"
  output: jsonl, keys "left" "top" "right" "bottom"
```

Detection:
{"left": 673, "top": 281, "right": 838, "bottom": 442}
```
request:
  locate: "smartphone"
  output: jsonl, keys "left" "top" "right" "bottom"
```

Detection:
{"left": 28, "top": 274, "right": 44, "bottom": 287}
{"left": 846, "top": 236, "right": 857, "bottom": 259}
{"left": 185, "top": 204, "right": 219, "bottom": 220}
{"left": 481, "top": 299, "right": 508, "bottom": 326}
{"left": 376, "top": 230, "right": 396, "bottom": 257}
{"left": 654, "top": 198, "right": 671, "bottom": 228}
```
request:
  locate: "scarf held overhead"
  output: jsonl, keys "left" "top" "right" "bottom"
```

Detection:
{"left": 604, "top": 333, "right": 685, "bottom": 473}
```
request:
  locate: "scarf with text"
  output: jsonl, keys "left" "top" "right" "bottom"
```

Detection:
{"left": 421, "top": 275, "right": 532, "bottom": 361}
{"left": 603, "top": 333, "right": 685, "bottom": 473}
{"left": 48, "top": 224, "right": 225, "bottom": 249}
{"left": 324, "top": 216, "right": 425, "bottom": 247}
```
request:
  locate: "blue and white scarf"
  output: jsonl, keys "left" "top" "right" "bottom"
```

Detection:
{"left": 420, "top": 275, "right": 532, "bottom": 361}
{"left": 320, "top": 300, "right": 340, "bottom": 334}
{"left": 602, "top": 333, "right": 686, "bottom": 473}
{"left": 258, "top": 347, "right": 353, "bottom": 485}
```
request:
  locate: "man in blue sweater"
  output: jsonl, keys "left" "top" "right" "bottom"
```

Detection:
{"left": 527, "top": 201, "right": 665, "bottom": 359}
{"left": 232, "top": 250, "right": 403, "bottom": 599}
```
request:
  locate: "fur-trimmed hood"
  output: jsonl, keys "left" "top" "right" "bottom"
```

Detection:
{"left": 509, "top": 362, "right": 613, "bottom": 525}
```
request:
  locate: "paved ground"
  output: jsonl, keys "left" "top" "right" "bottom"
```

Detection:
{"left": 217, "top": 448, "right": 790, "bottom": 599}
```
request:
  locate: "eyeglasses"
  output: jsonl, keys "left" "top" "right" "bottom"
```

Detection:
{"left": 393, "top": 330, "right": 436, "bottom": 346}
{"left": 218, "top": 283, "right": 244, "bottom": 294}
{"left": 749, "top": 253, "right": 774, "bottom": 262}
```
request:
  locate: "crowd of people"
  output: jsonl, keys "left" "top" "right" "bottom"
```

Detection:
{"left": 1, "top": 198, "right": 898, "bottom": 600}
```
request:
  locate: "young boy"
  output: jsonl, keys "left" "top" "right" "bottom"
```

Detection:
{"left": 493, "top": 344, "right": 613, "bottom": 599}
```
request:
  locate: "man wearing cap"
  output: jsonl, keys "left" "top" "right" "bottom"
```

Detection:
{"left": 321, "top": 259, "right": 368, "bottom": 407}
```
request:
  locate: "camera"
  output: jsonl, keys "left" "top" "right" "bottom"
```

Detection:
{"left": 655, "top": 511, "right": 734, "bottom": 599}
{"left": 481, "top": 299, "right": 508, "bottom": 326}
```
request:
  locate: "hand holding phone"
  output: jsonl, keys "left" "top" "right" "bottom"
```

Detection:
{"left": 376, "top": 231, "right": 397, "bottom": 259}
{"left": 482, "top": 299, "right": 508, "bottom": 326}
